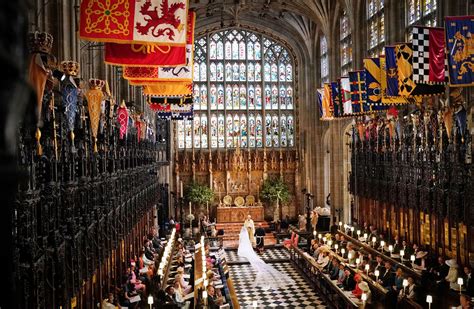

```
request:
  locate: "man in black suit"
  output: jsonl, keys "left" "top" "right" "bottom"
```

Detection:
{"left": 371, "top": 255, "right": 384, "bottom": 274}
{"left": 430, "top": 256, "right": 449, "bottom": 282}
{"left": 464, "top": 265, "right": 473, "bottom": 297}
{"left": 379, "top": 262, "right": 395, "bottom": 289}
{"left": 392, "top": 236, "right": 402, "bottom": 254}
{"left": 342, "top": 268, "right": 356, "bottom": 291}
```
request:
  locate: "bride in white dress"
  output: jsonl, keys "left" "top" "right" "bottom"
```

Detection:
{"left": 237, "top": 226, "right": 295, "bottom": 290}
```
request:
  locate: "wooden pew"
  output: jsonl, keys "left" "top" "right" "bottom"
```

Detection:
{"left": 288, "top": 245, "right": 361, "bottom": 308}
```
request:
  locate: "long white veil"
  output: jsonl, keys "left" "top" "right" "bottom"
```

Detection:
{"left": 237, "top": 227, "right": 295, "bottom": 290}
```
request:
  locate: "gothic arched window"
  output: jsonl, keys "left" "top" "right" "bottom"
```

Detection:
{"left": 367, "top": 0, "right": 385, "bottom": 57}
{"left": 320, "top": 36, "right": 329, "bottom": 85}
{"left": 340, "top": 11, "right": 353, "bottom": 76}
{"left": 178, "top": 29, "right": 296, "bottom": 150}
{"left": 405, "top": 0, "right": 438, "bottom": 40}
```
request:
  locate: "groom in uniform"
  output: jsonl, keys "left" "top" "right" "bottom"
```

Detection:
{"left": 255, "top": 223, "right": 266, "bottom": 254}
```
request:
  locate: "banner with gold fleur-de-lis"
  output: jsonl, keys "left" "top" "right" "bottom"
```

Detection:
{"left": 445, "top": 16, "right": 474, "bottom": 87}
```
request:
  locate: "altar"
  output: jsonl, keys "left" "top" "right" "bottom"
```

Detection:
{"left": 216, "top": 206, "right": 264, "bottom": 223}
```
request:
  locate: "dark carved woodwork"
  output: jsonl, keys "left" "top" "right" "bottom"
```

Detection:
{"left": 349, "top": 109, "right": 473, "bottom": 263}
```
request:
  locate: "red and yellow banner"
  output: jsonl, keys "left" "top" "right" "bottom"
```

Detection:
{"left": 80, "top": 0, "right": 188, "bottom": 45}
{"left": 104, "top": 10, "right": 195, "bottom": 66}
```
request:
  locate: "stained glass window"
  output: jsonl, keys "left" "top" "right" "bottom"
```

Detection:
{"left": 178, "top": 29, "right": 296, "bottom": 150}
{"left": 405, "top": 0, "right": 437, "bottom": 40}
{"left": 320, "top": 36, "right": 329, "bottom": 85}
{"left": 340, "top": 11, "right": 353, "bottom": 76}
{"left": 367, "top": 0, "right": 385, "bottom": 57}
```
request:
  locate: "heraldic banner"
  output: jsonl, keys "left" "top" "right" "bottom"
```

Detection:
{"left": 104, "top": 10, "right": 195, "bottom": 66}
{"left": 80, "top": 0, "right": 188, "bottom": 45}
{"left": 445, "top": 16, "right": 474, "bottom": 87}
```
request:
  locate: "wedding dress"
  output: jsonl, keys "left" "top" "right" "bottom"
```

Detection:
{"left": 237, "top": 227, "right": 295, "bottom": 290}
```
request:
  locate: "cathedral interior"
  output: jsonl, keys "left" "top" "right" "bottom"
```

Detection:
{"left": 2, "top": 0, "right": 474, "bottom": 308}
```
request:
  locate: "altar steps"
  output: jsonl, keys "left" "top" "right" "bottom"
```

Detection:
{"left": 215, "top": 222, "right": 277, "bottom": 248}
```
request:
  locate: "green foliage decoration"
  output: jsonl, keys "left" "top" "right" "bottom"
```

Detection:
{"left": 184, "top": 182, "right": 214, "bottom": 205}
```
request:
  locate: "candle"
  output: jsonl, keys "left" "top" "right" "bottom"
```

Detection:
{"left": 357, "top": 230, "right": 361, "bottom": 237}
{"left": 318, "top": 234, "right": 322, "bottom": 240}
{"left": 375, "top": 269, "right": 380, "bottom": 282}
{"left": 339, "top": 221, "right": 342, "bottom": 229}
{"left": 364, "top": 233, "right": 368, "bottom": 240}
{"left": 371, "top": 237, "right": 376, "bottom": 247}
{"left": 402, "top": 279, "right": 408, "bottom": 295}
{"left": 458, "top": 277, "right": 464, "bottom": 294}
{"left": 323, "top": 237, "right": 327, "bottom": 243}
{"left": 361, "top": 293, "right": 367, "bottom": 304}
{"left": 365, "top": 264, "right": 370, "bottom": 275}
{"left": 335, "top": 244, "right": 339, "bottom": 252}
{"left": 426, "top": 295, "right": 432, "bottom": 309}
{"left": 356, "top": 258, "right": 360, "bottom": 266}
{"left": 410, "top": 255, "right": 415, "bottom": 263}
{"left": 341, "top": 248, "right": 346, "bottom": 257}
{"left": 389, "top": 245, "right": 393, "bottom": 255}
{"left": 400, "top": 249, "right": 405, "bottom": 260}
{"left": 380, "top": 240, "right": 385, "bottom": 249}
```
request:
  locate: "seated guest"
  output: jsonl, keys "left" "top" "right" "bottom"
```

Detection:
{"left": 101, "top": 292, "right": 116, "bottom": 309}
{"left": 352, "top": 274, "right": 364, "bottom": 298}
{"left": 207, "top": 285, "right": 224, "bottom": 309}
{"left": 164, "top": 285, "right": 178, "bottom": 304}
{"left": 337, "top": 263, "right": 346, "bottom": 284}
{"left": 446, "top": 259, "right": 462, "bottom": 291}
{"left": 464, "top": 265, "right": 474, "bottom": 297}
{"left": 317, "top": 250, "right": 330, "bottom": 270}
{"left": 129, "top": 264, "right": 146, "bottom": 294}
{"left": 457, "top": 294, "right": 472, "bottom": 309}
{"left": 342, "top": 268, "right": 356, "bottom": 291}
{"left": 339, "top": 235, "right": 347, "bottom": 247}
{"left": 430, "top": 256, "right": 449, "bottom": 283}
{"left": 329, "top": 259, "right": 340, "bottom": 280}
{"left": 148, "top": 227, "right": 162, "bottom": 250}
{"left": 392, "top": 236, "right": 402, "bottom": 255}
{"left": 324, "top": 253, "right": 336, "bottom": 273}
{"left": 346, "top": 243, "right": 357, "bottom": 265}
{"left": 379, "top": 262, "right": 395, "bottom": 289}
{"left": 398, "top": 276, "right": 416, "bottom": 300}
{"left": 401, "top": 240, "right": 412, "bottom": 257}
{"left": 175, "top": 273, "right": 192, "bottom": 295}
{"left": 392, "top": 267, "right": 405, "bottom": 292}
{"left": 371, "top": 255, "right": 384, "bottom": 274}
{"left": 413, "top": 251, "right": 428, "bottom": 271}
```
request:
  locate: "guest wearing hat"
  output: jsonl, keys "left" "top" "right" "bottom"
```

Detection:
{"left": 413, "top": 251, "right": 428, "bottom": 271}
{"left": 358, "top": 281, "right": 372, "bottom": 303}
{"left": 352, "top": 274, "right": 364, "bottom": 298}
{"left": 446, "top": 259, "right": 462, "bottom": 291}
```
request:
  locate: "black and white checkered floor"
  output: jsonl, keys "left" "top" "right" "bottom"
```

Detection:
{"left": 225, "top": 247, "right": 290, "bottom": 263}
{"left": 227, "top": 248, "right": 327, "bottom": 309}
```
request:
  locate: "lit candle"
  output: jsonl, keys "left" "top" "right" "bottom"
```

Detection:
{"left": 361, "top": 293, "right": 367, "bottom": 304}
{"left": 318, "top": 234, "right": 322, "bottom": 240}
{"left": 375, "top": 269, "right": 380, "bottom": 282}
{"left": 400, "top": 249, "right": 405, "bottom": 260}
{"left": 339, "top": 221, "right": 342, "bottom": 229}
{"left": 389, "top": 245, "right": 393, "bottom": 255}
{"left": 341, "top": 248, "right": 346, "bottom": 258}
{"left": 348, "top": 252, "right": 353, "bottom": 261}
{"left": 350, "top": 226, "right": 355, "bottom": 236}
{"left": 364, "top": 233, "right": 368, "bottom": 241}
{"left": 402, "top": 279, "right": 408, "bottom": 295}
{"left": 328, "top": 240, "right": 333, "bottom": 247}
{"left": 458, "top": 277, "right": 464, "bottom": 294}
{"left": 323, "top": 237, "right": 327, "bottom": 243}
{"left": 410, "top": 255, "right": 416, "bottom": 263}
{"left": 365, "top": 263, "right": 370, "bottom": 275}
{"left": 313, "top": 230, "right": 317, "bottom": 238}
{"left": 426, "top": 295, "right": 432, "bottom": 309}
{"left": 371, "top": 237, "right": 376, "bottom": 247}
{"left": 335, "top": 244, "right": 339, "bottom": 252}
{"left": 380, "top": 240, "right": 385, "bottom": 249}
{"left": 357, "top": 230, "right": 361, "bottom": 237}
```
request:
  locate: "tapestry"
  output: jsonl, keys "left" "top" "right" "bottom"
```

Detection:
{"left": 80, "top": 0, "right": 188, "bottom": 45}
{"left": 445, "top": 15, "right": 474, "bottom": 86}
{"left": 104, "top": 10, "right": 195, "bottom": 66}
{"left": 412, "top": 26, "right": 447, "bottom": 84}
